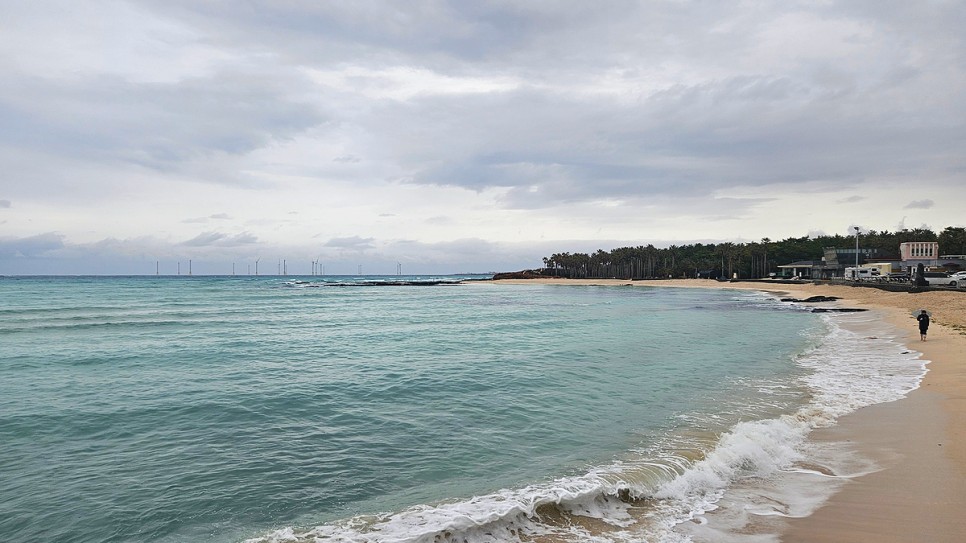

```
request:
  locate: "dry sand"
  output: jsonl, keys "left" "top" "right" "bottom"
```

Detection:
{"left": 490, "top": 278, "right": 966, "bottom": 542}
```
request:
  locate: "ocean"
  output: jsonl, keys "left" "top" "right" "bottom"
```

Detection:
{"left": 0, "top": 276, "right": 927, "bottom": 543}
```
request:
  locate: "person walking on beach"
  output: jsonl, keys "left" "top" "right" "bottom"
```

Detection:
{"left": 917, "top": 309, "right": 930, "bottom": 341}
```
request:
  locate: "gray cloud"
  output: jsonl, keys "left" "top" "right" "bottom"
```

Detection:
{"left": 333, "top": 155, "right": 361, "bottom": 163}
{"left": 357, "top": 65, "right": 962, "bottom": 209}
{"left": 0, "top": 68, "right": 325, "bottom": 185}
{"left": 181, "top": 214, "right": 242, "bottom": 224}
{"left": 904, "top": 199, "right": 935, "bottom": 209}
{"left": 0, "top": 199, "right": 10, "bottom": 208}
{"left": 181, "top": 231, "right": 258, "bottom": 247}
{"left": 140, "top": 1, "right": 538, "bottom": 66}
{"left": 324, "top": 236, "right": 375, "bottom": 250}
{"left": 0, "top": 232, "right": 65, "bottom": 258}
{"left": 7, "top": 2, "right": 964, "bottom": 206}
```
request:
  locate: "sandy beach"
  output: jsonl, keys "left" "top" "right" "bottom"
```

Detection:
{"left": 492, "top": 278, "right": 966, "bottom": 542}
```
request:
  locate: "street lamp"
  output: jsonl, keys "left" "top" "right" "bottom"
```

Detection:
{"left": 854, "top": 226, "right": 860, "bottom": 267}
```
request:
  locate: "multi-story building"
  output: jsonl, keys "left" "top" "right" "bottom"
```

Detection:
{"left": 899, "top": 242, "right": 965, "bottom": 273}
{"left": 899, "top": 241, "right": 939, "bottom": 261}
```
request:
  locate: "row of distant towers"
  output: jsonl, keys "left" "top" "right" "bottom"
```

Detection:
{"left": 154, "top": 260, "right": 404, "bottom": 276}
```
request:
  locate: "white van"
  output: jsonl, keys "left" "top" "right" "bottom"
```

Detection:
{"left": 921, "top": 272, "right": 957, "bottom": 287}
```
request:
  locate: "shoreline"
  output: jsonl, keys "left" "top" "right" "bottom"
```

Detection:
{"left": 487, "top": 278, "right": 966, "bottom": 541}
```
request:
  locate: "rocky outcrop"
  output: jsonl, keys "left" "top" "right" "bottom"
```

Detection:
{"left": 780, "top": 296, "right": 841, "bottom": 303}
{"left": 491, "top": 269, "right": 551, "bottom": 280}
{"left": 779, "top": 295, "right": 866, "bottom": 312}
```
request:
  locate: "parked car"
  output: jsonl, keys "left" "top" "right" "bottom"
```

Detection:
{"left": 921, "top": 271, "right": 958, "bottom": 286}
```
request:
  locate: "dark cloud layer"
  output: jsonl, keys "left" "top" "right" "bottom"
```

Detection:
{"left": 1, "top": 70, "right": 323, "bottom": 175}
{"left": 0, "top": 232, "right": 65, "bottom": 258}
{"left": 5, "top": 1, "right": 964, "bottom": 202}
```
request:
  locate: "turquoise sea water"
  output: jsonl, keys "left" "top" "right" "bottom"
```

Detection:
{"left": 0, "top": 277, "right": 926, "bottom": 542}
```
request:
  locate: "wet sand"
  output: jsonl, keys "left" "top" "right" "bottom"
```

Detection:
{"left": 489, "top": 278, "right": 966, "bottom": 542}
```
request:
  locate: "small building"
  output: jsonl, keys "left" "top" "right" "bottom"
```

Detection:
{"left": 812, "top": 247, "right": 889, "bottom": 278}
{"left": 823, "top": 247, "right": 881, "bottom": 270}
{"left": 777, "top": 260, "right": 827, "bottom": 279}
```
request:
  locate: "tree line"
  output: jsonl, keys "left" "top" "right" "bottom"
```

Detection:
{"left": 539, "top": 227, "right": 966, "bottom": 280}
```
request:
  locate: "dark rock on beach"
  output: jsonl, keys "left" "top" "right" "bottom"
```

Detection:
{"left": 779, "top": 294, "right": 864, "bottom": 312}
{"left": 780, "top": 296, "right": 841, "bottom": 303}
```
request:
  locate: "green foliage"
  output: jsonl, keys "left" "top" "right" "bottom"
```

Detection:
{"left": 540, "top": 227, "right": 954, "bottom": 279}
{"left": 939, "top": 227, "right": 966, "bottom": 255}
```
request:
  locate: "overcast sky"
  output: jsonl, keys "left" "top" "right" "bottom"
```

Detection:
{"left": 2, "top": 1, "right": 964, "bottom": 275}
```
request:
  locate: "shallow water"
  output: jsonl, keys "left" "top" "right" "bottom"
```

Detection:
{"left": 0, "top": 277, "right": 925, "bottom": 542}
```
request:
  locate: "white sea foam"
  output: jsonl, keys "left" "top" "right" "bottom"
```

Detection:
{"left": 800, "top": 312, "right": 927, "bottom": 419}
{"left": 672, "top": 310, "right": 928, "bottom": 542}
